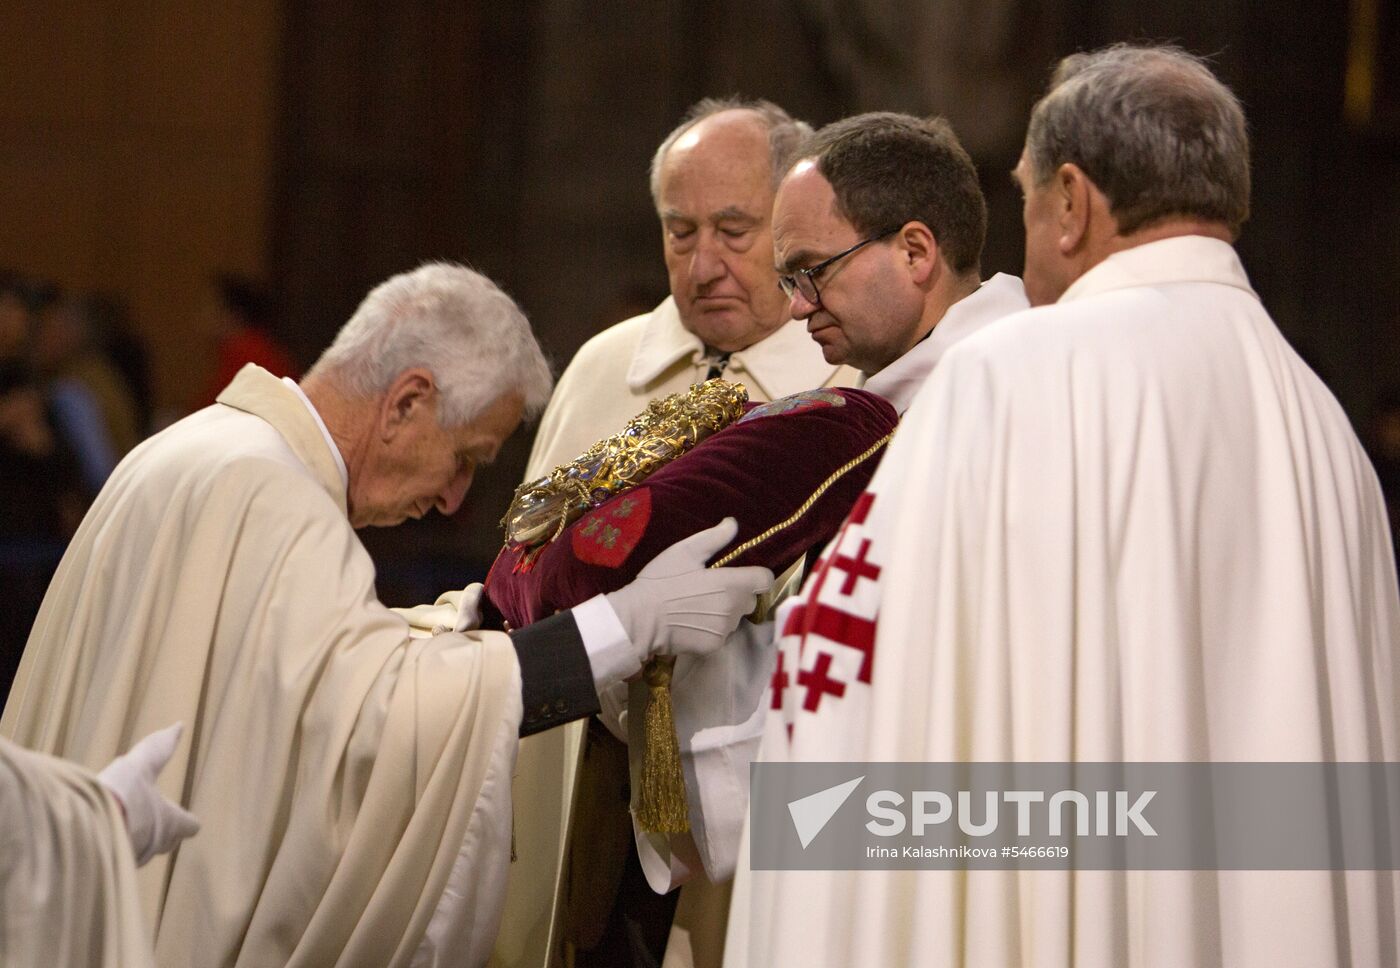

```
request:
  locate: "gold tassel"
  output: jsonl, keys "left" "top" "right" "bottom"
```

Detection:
{"left": 636, "top": 655, "right": 689, "bottom": 833}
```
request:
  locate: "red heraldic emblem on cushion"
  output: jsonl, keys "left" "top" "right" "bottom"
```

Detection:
{"left": 485, "top": 388, "right": 899, "bottom": 630}
{"left": 571, "top": 488, "right": 653, "bottom": 567}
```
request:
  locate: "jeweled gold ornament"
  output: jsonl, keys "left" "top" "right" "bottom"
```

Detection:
{"left": 501, "top": 378, "right": 748, "bottom": 547}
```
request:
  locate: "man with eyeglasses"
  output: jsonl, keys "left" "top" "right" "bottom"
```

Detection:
{"left": 773, "top": 112, "right": 1028, "bottom": 415}
{"left": 499, "top": 99, "right": 860, "bottom": 968}
{"left": 644, "top": 112, "right": 1029, "bottom": 967}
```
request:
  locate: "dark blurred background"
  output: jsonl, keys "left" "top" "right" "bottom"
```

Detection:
{"left": 1, "top": 0, "right": 1396, "bottom": 637}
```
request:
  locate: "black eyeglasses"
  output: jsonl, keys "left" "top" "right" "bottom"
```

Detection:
{"left": 776, "top": 227, "right": 899, "bottom": 305}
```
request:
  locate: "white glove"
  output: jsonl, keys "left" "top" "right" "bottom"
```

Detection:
{"left": 392, "top": 583, "right": 485, "bottom": 637}
{"left": 605, "top": 517, "right": 774, "bottom": 664}
{"left": 451, "top": 582, "right": 484, "bottom": 632}
{"left": 97, "top": 722, "right": 201, "bottom": 866}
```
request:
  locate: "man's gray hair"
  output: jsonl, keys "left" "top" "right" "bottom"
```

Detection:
{"left": 649, "top": 97, "right": 812, "bottom": 206}
{"left": 1024, "top": 44, "right": 1250, "bottom": 236}
{"left": 309, "top": 262, "right": 553, "bottom": 427}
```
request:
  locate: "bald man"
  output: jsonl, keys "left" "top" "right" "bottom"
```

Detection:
{"left": 503, "top": 99, "right": 860, "bottom": 968}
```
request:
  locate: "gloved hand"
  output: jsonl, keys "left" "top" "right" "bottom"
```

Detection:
{"left": 605, "top": 517, "right": 773, "bottom": 664}
{"left": 392, "top": 583, "right": 485, "bottom": 637}
{"left": 451, "top": 582, "right": 484, "bottom": 632}
{"left": 97, "top": 722, "right": 201, "bottom": 866}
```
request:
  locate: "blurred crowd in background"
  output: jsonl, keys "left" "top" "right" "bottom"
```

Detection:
{"left": 0, "top": 268, "right": 299, "bottom": 700}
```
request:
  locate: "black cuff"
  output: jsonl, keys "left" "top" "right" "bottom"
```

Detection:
{"left": 511, "top": 610, "right": 603, "bottom": 737}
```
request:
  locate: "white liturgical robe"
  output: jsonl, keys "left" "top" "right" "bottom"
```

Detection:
{"left": 0, "top": 737, "right": 152, "bottom": 968}
{"left": 727, "top": 236, "right": 1400, "bottom": 968}
{"left": 2, "top": 365, "right": 523, "bottom": 968}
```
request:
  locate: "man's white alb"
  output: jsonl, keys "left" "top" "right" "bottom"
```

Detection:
{"left": 727, "top": 237, "right": 1400, "bottom": 968}
{"left": 3, "top": 366, "right": 523, "bottom": 968}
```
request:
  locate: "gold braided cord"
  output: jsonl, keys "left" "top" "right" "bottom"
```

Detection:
{"left": 709, "top": 431, "right": 893, "bottom": 568}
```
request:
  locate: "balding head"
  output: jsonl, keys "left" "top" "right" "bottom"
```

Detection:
{"left": 653, "top": 100, "right": 811, "bottom": 352}
{"left": 650, "top": 98, "right": 811, "bottom": 207}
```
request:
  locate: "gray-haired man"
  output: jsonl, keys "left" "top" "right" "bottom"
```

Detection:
{"left": 1, "top": 262, "right": 770, "bottom": 968}
{"left": 732, "top": 45, "right": 1400, "bottom": 968}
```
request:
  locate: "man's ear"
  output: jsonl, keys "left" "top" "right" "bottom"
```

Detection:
{"left": 1056, "top": 162, "right": 1094, "bottom": 255}
{"left": 899, "top": 220, "right": 940, "bottom": 287}
{"left": 378, "top": 368, "right": 436, "bottom": 441}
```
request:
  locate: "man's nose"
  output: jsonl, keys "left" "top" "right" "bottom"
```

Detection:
{"left": 436, "top": 466, "right": 474, "bottom": 516}
{"left": 690, "top": 233, "right": 727, "bottom": 288}
{"left": 787, "top": 286, "right": 819, "bottom": 320}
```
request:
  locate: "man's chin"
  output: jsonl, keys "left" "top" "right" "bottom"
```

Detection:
{"left": 682, "top": 307, "right": 759, "bottom": 351}
{"left": 811, "top": 331, "right": 848, "bottom": 366}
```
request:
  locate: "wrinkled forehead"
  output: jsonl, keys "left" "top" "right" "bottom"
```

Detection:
{"left": 659, "top": 162, "right": 773, "bottom": 225}
{"left": 1010, "top": 146, "right": 1044, "bottom": 189}
{"left": 658, "top": 115, "right": 775, "bottom": 215}
{"left": 449, "top": 392, "right": 524, "bottom": 455}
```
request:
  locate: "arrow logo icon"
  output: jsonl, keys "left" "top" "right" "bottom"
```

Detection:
{"left": 787, "top": 776, "right": 864, "bottom": 849}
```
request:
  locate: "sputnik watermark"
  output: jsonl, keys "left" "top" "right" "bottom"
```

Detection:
{"left": 864, "top": 788, "right": 1157, "bottom": 838}
{"left": 750, "top": 763, "right": 1400, "bottom": 870}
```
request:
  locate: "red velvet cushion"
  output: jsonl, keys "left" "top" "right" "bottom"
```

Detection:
{"left": 486, "top": 387, "right": 897, "bottom": 629}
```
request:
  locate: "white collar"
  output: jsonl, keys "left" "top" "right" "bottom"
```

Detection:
{"left": 1060, "top": 235, "right": 1257, "bottom": 305}
{"left": 625, "top": 296, "right": 843, "bottom": 400}
{"left": 282, "top": 377, "right": 349, "bottom": 490}
{"left": 862, "top": 273, "right": 1029, "bottom": 414}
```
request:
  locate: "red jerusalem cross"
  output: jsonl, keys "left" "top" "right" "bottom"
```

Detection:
{"left": 770, "top": 651, "right": 789, "bottom": 710}
{"left": 831, "top": 538, "right": 880, "bottom": 596}
{"left": 799, "top": 605, "right": 875, "bottom": 683}
{"left": 798, "top": 651, "right": 847, "bottom": 712}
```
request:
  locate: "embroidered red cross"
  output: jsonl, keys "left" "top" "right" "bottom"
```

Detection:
{"left": 770, "top": 651, "right": 789, "bottom": 710}
{"left": 780, "top": 589, "right": 877, "bottom": 685}
{"left": 773, "top": 487, "right": 882, "bottom": 725}
{"left": 795, "top": 491, "right": 875, "bottom": 620}
{"left": 798, "top": 651, "right": 847, "bottom": 711}
{"left": 831, "top": 538, "right": 880, "bottom": 596}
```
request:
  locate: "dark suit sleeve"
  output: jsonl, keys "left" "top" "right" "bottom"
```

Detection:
{"left": 509, "top": 610, "right": 603, "bottom": 737}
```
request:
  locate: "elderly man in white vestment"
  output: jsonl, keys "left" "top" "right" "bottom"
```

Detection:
{"left": 0, "top": 262, "right": 773, "bottom": 968}
{"left": 502, "top": 99, "right": 861, "bottom": 968}
{"left": 726, "top": 44, "right": 1400, "bottom": 968}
